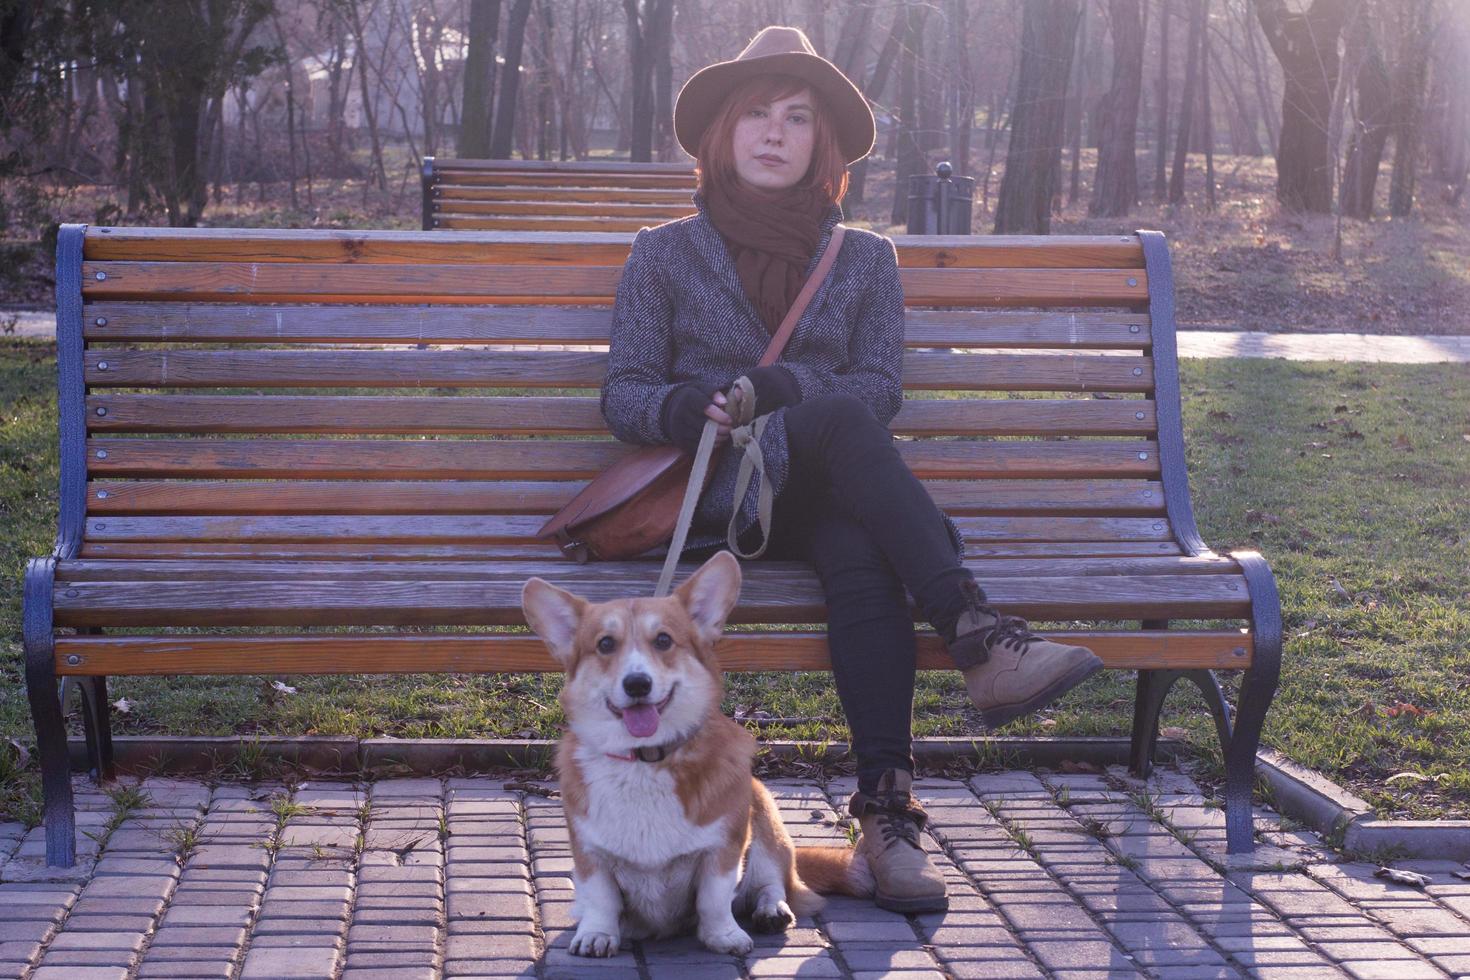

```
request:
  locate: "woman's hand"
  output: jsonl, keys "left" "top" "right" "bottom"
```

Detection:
{"left": 706, "top": 391, "right": 735, "bottom": 445}
{"left": 661, "top": 381, "right": 724, "bottom": 453}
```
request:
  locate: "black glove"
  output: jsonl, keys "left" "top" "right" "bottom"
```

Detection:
{"left": 744, "top": 365, "right": 802, "bottom": 415}
{"left": 660, "top": 381, "right": 720, "bottom": 454}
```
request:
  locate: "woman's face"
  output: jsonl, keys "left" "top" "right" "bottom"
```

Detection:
{"left": 730, "top": 86, "right": 816, "bottom": 193}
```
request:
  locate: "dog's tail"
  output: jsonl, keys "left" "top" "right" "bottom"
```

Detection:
{"left": 794, "top": 846, "right": 875, "bottom": 904}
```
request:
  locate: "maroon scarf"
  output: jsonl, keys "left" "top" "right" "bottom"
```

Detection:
{"left": 704, "top": 178, "right": 830, "bottom": 335}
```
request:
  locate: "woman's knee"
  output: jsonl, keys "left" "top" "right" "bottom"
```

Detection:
{"left": 786, "top": 392, "right": 887, "bottom": 457}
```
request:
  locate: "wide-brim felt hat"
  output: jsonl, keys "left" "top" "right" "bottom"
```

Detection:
{"left": 674, "top": 26, "right": 876, "bottom": 165}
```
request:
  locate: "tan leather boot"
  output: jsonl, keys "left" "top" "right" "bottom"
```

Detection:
{"left": 947, "top": 580, "right": 1103, "bottom": 729}
{"left": 850, "top": 770, "right": 948, "bottom": 914}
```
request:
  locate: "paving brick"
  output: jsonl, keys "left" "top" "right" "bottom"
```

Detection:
{"left": 239, "top": 943, "right": 343, "bottom": 978}
{"left": 135, "top": 960, "right": 236, "bottom": 979}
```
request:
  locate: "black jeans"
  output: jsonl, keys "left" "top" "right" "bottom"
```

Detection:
{"left": 748, "top": 393, "right": 975, "bottom": 794}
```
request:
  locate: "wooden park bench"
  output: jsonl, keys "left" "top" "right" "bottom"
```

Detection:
{"left": 422, "top": 157, "right": 697, "bottom": 232}
{"left": 25, "top": 224, "right": 1282, "bottom": 866}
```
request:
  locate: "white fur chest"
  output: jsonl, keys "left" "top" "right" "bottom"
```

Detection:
{"left": 572, "top": 750, "right": 727, "bottom": 867}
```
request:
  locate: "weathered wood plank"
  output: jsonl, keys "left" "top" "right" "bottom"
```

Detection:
{"left": 77, "top": 540, "right": 1185, "bottom": 560}
{"left": 81, "top": 514, "right": 1174, "bottom": 544}
{"left": 87, "top": 394, "right": 1158, "bottom": 437}
{"left": 84, "top": 349, "right": 1154, "bottom": 392}
{"left": 86, "top": 478, "right": 1166, "bottom": 517}
{"left": 81, "top": 303, "right": 1152, "bottom": 347}
{"left": 51, "top": 573, "right": 1250, "bottom": 627}
{"left": 85, "top": 437, "right": 1162, "bottom": 480}
{"left": 435, "top": 199, "right": 696, "bottom": 219}
{"left": 82, "top": 261, "right": 1148, "bottom": 307}
{"left": 55, "top": 630, "right": 1254, "bottom": 675}
{"left": 55, "top": 555, "right": 1240, "bottom": 581}
{"left": 85, "top": 227, "right": 1143, "bottom": 268}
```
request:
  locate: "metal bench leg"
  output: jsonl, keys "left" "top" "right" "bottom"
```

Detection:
{"left": 77, "top": 673, "right": 116, "bottom": 783}
{"left": 23, "top": 558, "right": 76, "bottom": 867}
{"left": 1224, "top": 552, "right": 1283, "bottom": 854}
{"left": 1129, "top": 619, "right": 1175, "bottom": 777}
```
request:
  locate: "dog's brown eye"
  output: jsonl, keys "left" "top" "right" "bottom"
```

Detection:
{"left": 597, "top": 636, "right": 616, "bottom": 654}
{"left": 653, "top": 632, "right": 673, "bottom": 651}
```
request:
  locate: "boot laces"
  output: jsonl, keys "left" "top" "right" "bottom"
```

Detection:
{"left": 979, "top": 614, "right": 1041, "bottom": 654}
{"left": 874, "top": 806, "right": 923, "bottom": 851}
{"left": 960, "top": 579, "right": 1040, "bottom": 654}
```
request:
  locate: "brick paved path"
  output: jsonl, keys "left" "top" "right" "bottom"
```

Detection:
{"left": 3, "top": 768, "right": 1468, "bottom": 979}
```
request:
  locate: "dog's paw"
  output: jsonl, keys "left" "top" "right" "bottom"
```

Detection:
{"left": 751, "top": 899, "right": 795, "bottom": 933}
{"left": 699, "top": 923, "right": 754, "bottom": 955}
{"left": 569, "top": 927, "right": 621, "bottom": 957}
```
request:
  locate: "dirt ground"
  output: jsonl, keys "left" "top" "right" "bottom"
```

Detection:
{"left": 3, "top": 148, "right": 1467, "bottom": 334}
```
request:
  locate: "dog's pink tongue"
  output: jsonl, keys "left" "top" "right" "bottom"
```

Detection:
{"left": 622, "top": 703, "right": 660, "bottom": 738}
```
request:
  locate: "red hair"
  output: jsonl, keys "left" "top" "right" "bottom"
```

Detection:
{"left": 695, "top": 74, "right": 850, "bottom": 205}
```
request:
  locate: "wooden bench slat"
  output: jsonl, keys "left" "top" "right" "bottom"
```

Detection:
{"left": 87, "top": 394, "right": 1158, "bottom": 437}
{"left": 82, "top": 514, "right": 1174, "bottom": 544}
{"left": 86, "top": 438, "right": 1162, "bottom": 480}
{"left": 53, "top": 629, "right": 1253, "bottom": 675}
{"left": 436, "top": 186, "right": 697, "bottom": 204}
{"left": 56, "top": 555, "right": 1239, "bottom": 582}
{"left": 84, "top": 228, "right": 1144, "bottom": 269}
{"left": 87, "top": 479, "right": 1166, "bottom": 517}
{"left": 82, "top": 262, "right": 1148, "bottom": 307}
{"left": 52, "top": 573, "right": 1250, "bottom": 627}
{"left": 432, "top": 158, "right": 698, "bottom": 173}
{"left": 435, "top": 199, "right": 697, "bottom": 218}
{"left": 434, "top": 216, "right": 676, "bottom": 232}
{"left": 85, "top": 350, "right": 1154, "bottom": 392}
{"left": 78, "top": 540, "right": 1185, "bottom": 560}
{"left": 82, "top": 304, "right": 1152, "bottom": 348}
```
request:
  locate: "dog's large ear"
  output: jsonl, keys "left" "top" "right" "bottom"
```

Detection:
{"left": 521, "top": 577, "right": 587, "bottom": 666}
{"left": 673, "top": 550, "right": 742, "bottom": 647}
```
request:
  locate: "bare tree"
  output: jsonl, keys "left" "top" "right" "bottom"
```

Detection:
{"left": 1341, "top": 4, "right": 1390, "bottom": 218}
{"left": 1168, "top": 0, "right": 1205, "bottom": 204}
{"left": 890, "top": 3, "right": 930, "bottom": 226}
{"left": 1091, "top": 0, "right": 1146, "bottom": 216}
{"left": 1252, "top": 0, "right": 1355, "bottom": 212}
{"left": 458, "top": 0, "right": 501, "bottom": 157}
{"left": 1388, "top": 0, "right": 1433, "bottom": 216}
{"left": 489, "top": 0, "right": 531, "bottom": 157}
{"left": 1154, "top": 0, "right": 1171, "bottom": 200}
{"left": 994, "top": 0, "right": 1084, "bottom": 234}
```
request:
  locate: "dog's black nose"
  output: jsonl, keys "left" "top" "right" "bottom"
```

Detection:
{"left": 622, "top": 672, "right": 652, "bottom": 699}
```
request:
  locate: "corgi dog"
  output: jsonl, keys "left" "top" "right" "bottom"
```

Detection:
{"left": 520, "top": 550, "right": 872, "bottom": 957}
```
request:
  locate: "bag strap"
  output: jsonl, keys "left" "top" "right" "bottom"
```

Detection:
{"left": 654, "top": 225, "right": 848, "bottom": 598}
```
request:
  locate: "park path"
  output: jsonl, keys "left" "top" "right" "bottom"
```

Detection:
{"left": 6, "top": 308, "right": 1470, "bottom": 363}
{"left": 3, "top": 767, "right": 1468, "bottom": 979}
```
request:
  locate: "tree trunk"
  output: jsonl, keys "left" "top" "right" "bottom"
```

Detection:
{"left": 947, "top": 0, "right": 975, "bottom": 177}
{"left": 651, "top": 0, "right": 675, "bottom": 160}
{"left": 1066, "top": 1, "right": 1088, "bottom": 206}
{"left": 891, "top": 3, "right": 929, "bottom": 226}
{"left": 535, "top": 0, "right": 555, "bottom": 160}
{"left": 1168, "top": 0, "right": 1205, "bottom": 204}
{"left": 347, "top": 1, "right": 389, "bottom": 193}
{"left": 1341, "top": 10, "right": 1389, "bottom": 218}
{"left": 459, "top": 0, "right": 501, "bottom": 157}
{"left": 1091, "top": 0, "right": 1145, "bottom": 217}
{"left": 1388, "top": 0, "right": 1433, "bottom": 217}
{"left": 1154, "top": 0, "right": 1171, "bottom": 201}
{"left": 847, "top": 6, "right": 905, "bottom": 205}
{"left": 1252, "top": 0, "right": 1354, "bottom": 212}
{"left": 1201, "top": 0, "right": 1216, "bottom": 209}
{"left": 490, "top": 0, "right": 533, "bottom": 158}
{"left": 994, "top": 0, "right": 1084, "bottom": 234}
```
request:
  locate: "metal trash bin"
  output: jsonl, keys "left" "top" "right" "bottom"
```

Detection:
{"left": 906, "top": 161, "right": 975, "bottom": 235}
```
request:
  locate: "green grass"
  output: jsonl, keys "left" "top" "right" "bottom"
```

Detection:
{"left": 1, "top": 336, "right": 1467, "bottom": 823}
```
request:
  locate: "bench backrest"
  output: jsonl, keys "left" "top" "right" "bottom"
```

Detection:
{"left": 423, "top": 157, "right": 699, "bottom": 232}
{"left": 59, "top": 224, "right": 1197, "bottom": 579}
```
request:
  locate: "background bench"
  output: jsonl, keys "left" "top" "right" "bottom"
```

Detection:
{"left": 422, "top": 157, "right": 697, "bottom": 232}
{"left": 25, "top": 224, "right": 1281, "bottom": 866}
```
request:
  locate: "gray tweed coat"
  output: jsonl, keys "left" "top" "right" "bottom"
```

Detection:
{"left": 600, "top": 195, "right": 954, "bottom": 556}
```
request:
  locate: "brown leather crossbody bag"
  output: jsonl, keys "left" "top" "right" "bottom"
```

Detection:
{"left": 539, "top": 225, "right": 848, "bottom": 562}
